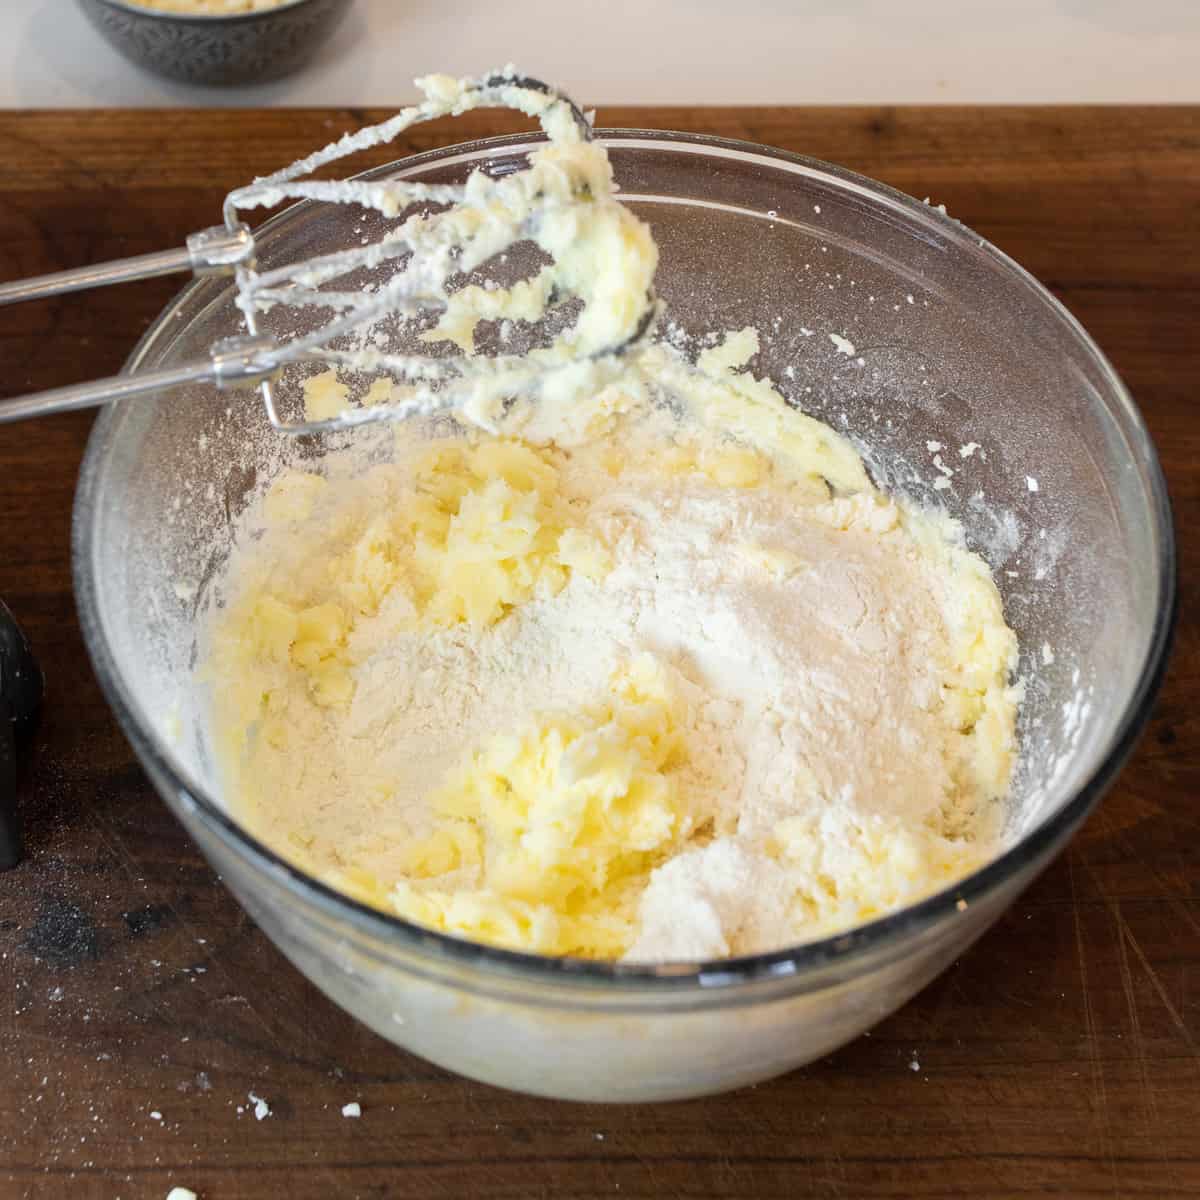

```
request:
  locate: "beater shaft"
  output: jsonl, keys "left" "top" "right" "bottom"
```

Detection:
{"left": 0, "top": 224, "right": 253, "bottom": 308}
{"left": 0, "top": 335, "right": 277, "bottom": 425}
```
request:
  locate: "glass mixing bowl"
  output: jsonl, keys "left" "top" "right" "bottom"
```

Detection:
{"left": 72, "top": 133, "right": 1174, "bottom": 1102}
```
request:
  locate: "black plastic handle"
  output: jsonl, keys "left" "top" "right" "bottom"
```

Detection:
{"left": 0, "top": 599, "right": 43, "bottom": 871}
{"left": 0, "top": 697, "right": 19, "bottom": 870}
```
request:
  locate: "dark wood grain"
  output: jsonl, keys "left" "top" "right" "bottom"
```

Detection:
{"left": 1, "top": 106, "right": 1198, "bottom": 1200}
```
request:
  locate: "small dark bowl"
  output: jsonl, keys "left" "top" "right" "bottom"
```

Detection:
{"left": 76, "top": 0, "right": 354, "bottom": 86}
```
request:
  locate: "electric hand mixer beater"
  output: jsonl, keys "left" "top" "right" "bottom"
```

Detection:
{"left": 0, "top": 69, "right": 658, "bottom": 435}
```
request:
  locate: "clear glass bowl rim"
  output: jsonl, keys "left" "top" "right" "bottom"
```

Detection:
{"left": 72, "top": 129, "right": 1177, "bottom": 996}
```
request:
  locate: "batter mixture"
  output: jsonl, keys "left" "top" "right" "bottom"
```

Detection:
{"left": 206, "top": 335, "right": 1018, "bottom": 962}
{"left": 201, "top": 71, "right": 1019, "bottom": 962}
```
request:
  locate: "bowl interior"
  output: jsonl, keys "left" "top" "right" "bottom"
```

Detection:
{"left": 76, "top": 134, "right": 1170, "bottom": 943}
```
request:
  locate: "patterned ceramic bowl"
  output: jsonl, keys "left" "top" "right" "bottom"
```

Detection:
{"left": 76, "top": 0, "right": 354, "bottom": 86}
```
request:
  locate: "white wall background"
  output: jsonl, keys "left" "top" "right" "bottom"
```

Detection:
{"left": 4, "top": 0, "right": 1199, "bottom": 107}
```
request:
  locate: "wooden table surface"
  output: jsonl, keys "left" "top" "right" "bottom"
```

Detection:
{"left": 0, "top": 106, "right": 1197, "bottom": 1200}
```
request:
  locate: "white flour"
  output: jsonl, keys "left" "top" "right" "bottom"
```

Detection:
{"left": 211, "top": 424, "right": 1015, "bottom": 958}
